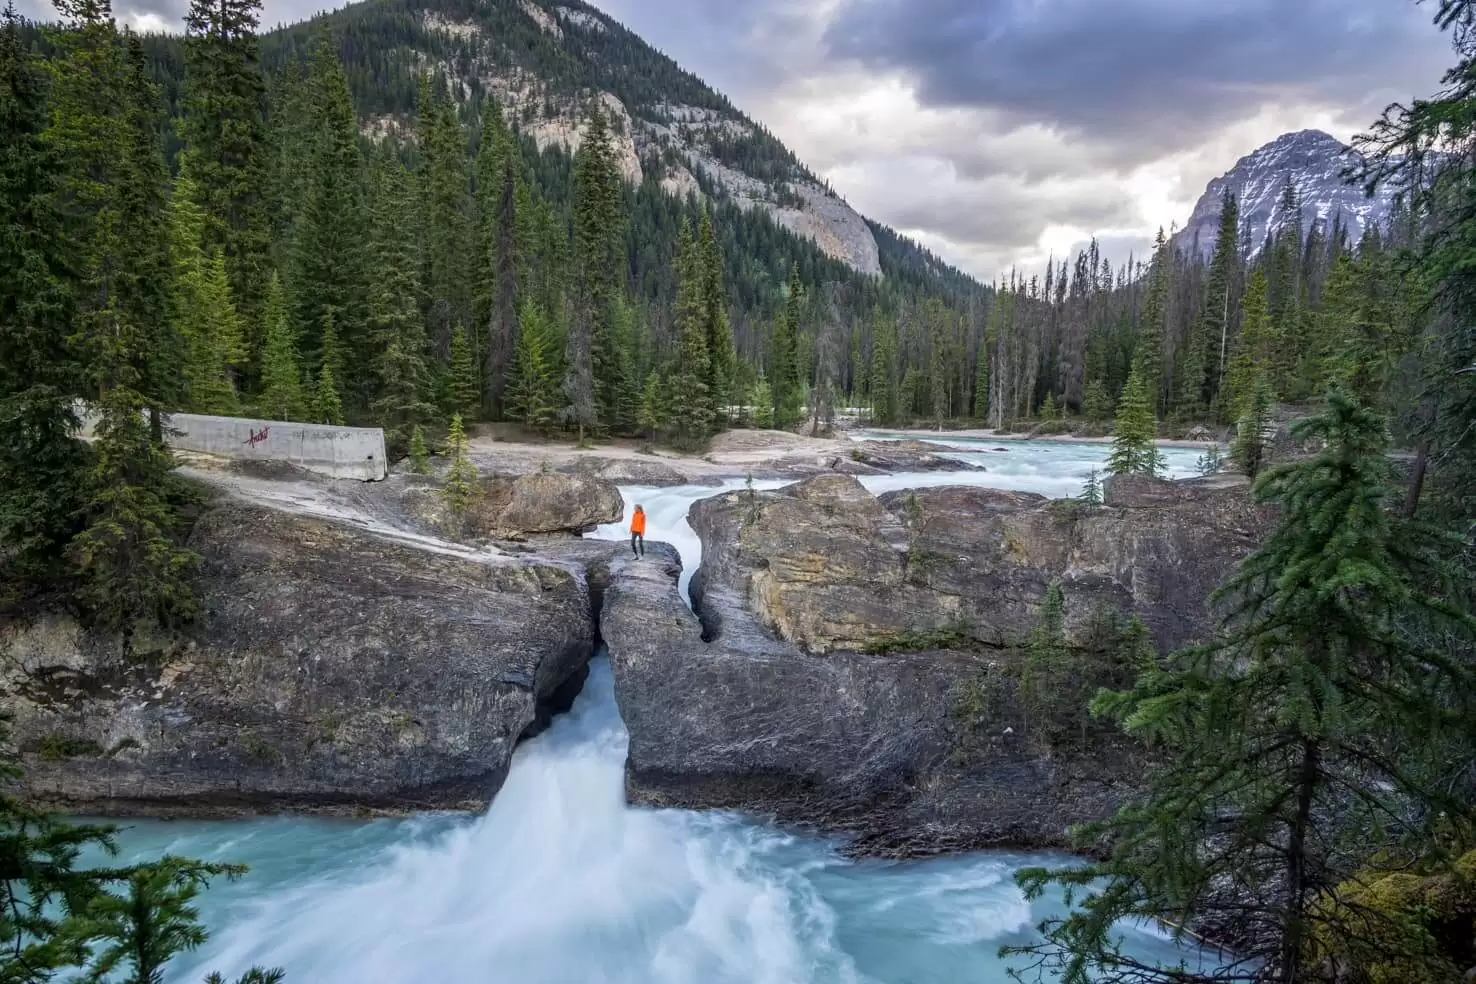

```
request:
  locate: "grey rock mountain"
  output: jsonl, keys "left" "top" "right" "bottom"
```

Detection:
{"left": 1175, "top": 129, "right": 1408, "bottom": 257}
{"left": 366, "top": 1, "right": 886, "bottom": 276}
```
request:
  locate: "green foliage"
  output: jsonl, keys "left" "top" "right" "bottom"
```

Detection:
{"left": 311, "top": 312, "right": 345, "bottom": 426}
{"left": 365, "top": 147, "right": 433, "bottom": 448}
{"left": 1009, "top": 392, "right": 1476, "bottom": 984}
{"left": 69, "top": 392, "right": 200, "bottom": 635}
{"left": 0, "top": 713, "right": 282, "bottom": 984}
{"left": 179, "top": 249, "right": 247, "bottom": 414}
{"left": 444, "top": 324, "right": 480, "bottom": 421}
{"left": 861, "top": 621, "right": 976, "bottom": 654}
{"left": 669, "top": 221, "right": 712, "bottom": 446}
{"left": 1194, "top": 443, "right": 1224, "bottom": 476}
{"left": 1080, "top": 377, "right": 1111, "bottom": 423}
{"left": 1230, "top": 373, "right": 1275, "bottom": 478}
{"left": 506, "top": 302, "right": 558, "bottom": 432}
{"left": 439, "top": 413, "right": 477, "bottom": 514}
{"left": 417, "top": 74, "right": 471, "bottom": 354}
{"left": 407, "top": 424, "right": 429, "bottom": 474}
{"left": 1106, "top": 367, "right": 1163, "bottom": 477}
{"left": 0, "top": 7, "right": 89, "bottom": 593}
{"left": 38, "top": 734, "right": 102, "bottom": 761}
{"left": 255, "top": 271, "right": 305, "bottom": 421}
{"left": 179, "top": 0, "right": 270, "bottom": 326}
{"left": 290, "top": 37, "right": 367, "bottom": 395}
{"left": 749, "top": 373, "right": 775, "bottom": 429}
{"left": 1308, "top": 850, "right": 1476, "bottom": 984}
{"left": 638, "top": 369, "right": 669, "bottom": 440}
{"left": 1038, "top": 391, "right": 1062, "bottom": 422}
{"left": 1078, "top": 468, "right": 1103, "bottom": 505}
{"left": 566, "top": 102, "right": 624, "bottom": 437}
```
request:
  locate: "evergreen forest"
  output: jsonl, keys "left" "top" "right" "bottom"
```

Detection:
{"left": 3, "top": 0, "right": 1476, "bottom": 979}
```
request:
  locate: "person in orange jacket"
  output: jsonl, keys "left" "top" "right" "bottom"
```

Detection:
{"left": 630, "top": 504, "right": 646, "bottom": 558}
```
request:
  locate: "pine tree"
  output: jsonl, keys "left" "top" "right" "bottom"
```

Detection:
{"left": 313, "top": 311, "right": 345, "bottom": 426}
{"left": 440, "top": 413, "right": 477, "bottom": 514}
{"left": 0, "top": 711, "right": 283, "bottom": 984}
{"left": 771, "top": 265, "right": 805, "bottom": 426}
{"left": 179, "top": 250, "right": 245, "bottom": 415}
{"left": 1135, "top": 227, "right": 1171, "bottom": 408}
{"left": 568, "top": 102, "right": 625, "bottom": 433}
{"left": 1078, "top": 468, "right": 1103, "bottom": 505}
{"left": 1225, "top": 268, "right": 1274, "bottom": 420}
{"left": 750, "top": 373, "right": 775, "bottom": 429}
{"left": 0, "top": 7, "right": 89, "bottom": 590}
{"left": 1017, "top": 579, "right": 1069, "bottom": 741}
{"left": 418, "top": 74, "right": 472, "bottom": 356}
{"left": 477, "top": 105, "right": 518, "bottom": 419}
{"left": 256, "top": 271, "right": 305, "bottom": 421}
{"left": 70, "top": 391, "right": 200, "bottom": 634}
{"left": 1199, "top": 190, "right": 1239, "bottom": 411}
{"left": 365, "top": 147, "right": 434, "bottom": 451}
{"left": 445, "top": 323, "right": 480, "bottom": 421}
{"left": 1230, "top": 372, "right": 1275, "bottom": 478}
{"left": 972, "top": 337, "right": 989, "bottom": 420}
{"left": 699, "top": 211, "right": 735, "bottom": 430}
{"left": 291, "top": 37, "right": 367, "bottom": 397}
{"left": 179, "top": 0, "right": 269, "bottom": 328}
{"left": 1039, "top": 391, "right": 1061, "bottom": 422}
{"left": 1081, "top": 377, "right": 1111, "bottom": 423}
{"left": 1107, "top": 366, "right": 1163, "bottom": 476}
{"left": 669, "top": 222, "right": 712, "bottom": 446}
{"left": 407, "top": 424, "right": 429, "bottom": 474}
{"left": 507, "top": 301, "right": 558, "bottom": 433}
{"left": 78, "top": 856, "right": 246, "bottom": 983}
{"left": 871, "top": 313, "right": 897, "bottom": 426}
{"left": 638, "top": 369, "right": 668, "bottom": 441}
{"left": 1012, "top": 392, "right": 1476, "bottom": 984}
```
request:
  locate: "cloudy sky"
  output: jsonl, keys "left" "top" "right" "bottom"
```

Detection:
{"left": 584, "top": 0, "right": 1454, "bottom": 278}
{"left": 23, "top": 0, "right": 1456, "bottom": 280}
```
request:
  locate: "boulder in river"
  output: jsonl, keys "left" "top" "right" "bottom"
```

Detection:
{"left": 603, "top": 472, "right": 1273, "bottom": 855}
{"left": 0, "top": 501, "right": 621, "bottom": 818}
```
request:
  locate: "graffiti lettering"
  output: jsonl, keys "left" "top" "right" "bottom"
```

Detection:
{"left": 245, "top": 426, "right": 270, "bottom": 449}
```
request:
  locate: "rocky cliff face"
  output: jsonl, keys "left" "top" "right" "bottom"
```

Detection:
{"left": 604, "top": 473, "right": 1270, "bottom": 854}
{"left": 0, "top": 477, "right": 628, "bottom": 818}
{"left": 407, "top": 1, "right": 884, "bottom": 276}
{"left": 1175, "top": 129, "right": 1413, "bottom": 258}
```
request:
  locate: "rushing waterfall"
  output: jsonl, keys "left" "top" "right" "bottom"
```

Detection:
{"left": 93, "top": 440, "right": 1213, "bottom": 983}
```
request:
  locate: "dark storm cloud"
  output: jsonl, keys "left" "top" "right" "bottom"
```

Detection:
{"left": 823, "top": 0, "right": 1450, "bottom": 154}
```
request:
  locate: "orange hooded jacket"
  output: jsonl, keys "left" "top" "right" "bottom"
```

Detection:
{"left": 630, "top": 508, "right": 647, "bottom": 535}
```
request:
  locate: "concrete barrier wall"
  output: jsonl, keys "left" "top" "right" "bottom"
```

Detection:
{"left": 78, "top": 407, "right": 388, "bottom": 481}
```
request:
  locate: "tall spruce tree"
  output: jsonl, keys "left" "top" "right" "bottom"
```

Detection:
{"left": 1106, "top": 366, "right": 1163, "bottom": 476}
{"left": 698, "top": 211, "right": 735, "bottom": 429}
{"left": 507, "top": 301, "right": 558, "bottom": 433}
{"left": 477, "top": 105, "right": 518, "bottom": 419}
{"left": 366, "top": 151, "right": 434, "bottom": 451}
{"left": 256, "top": 271, "right": 305, "bottom": 421}
{"left": 0, "top": 5, "right": 88, "bottom": 591}
{"left": 1226, "top": 267, "right": 1275, "bottom": 419}
{"left": 771, "top": 265, "right": 805, "bottom": 426}
{"left": 1135, "top": 228, "right": 1171, "bottom": 408}
{"left": 179, "top": 0, "right": 269, "bottom": 328}
{"left": 1201, "top": 190, "right": 1240, "bottom": 409}
{"left": 418, "top": 74, "right": 471, "bottom": 358}
{"left": 567, "top": 102, "right": 625, "bottom": 432}
{"left": 291, "top": 37, "right": 367, "bottom": 399}
{"left": 1010, "top": 392, "right": 1476, "bottom": 984}
{"left": 445, "top": 324, "right": 480, "bottom": 421}
{"left": 669, "top": 222, "right": 712, "bottom": 446}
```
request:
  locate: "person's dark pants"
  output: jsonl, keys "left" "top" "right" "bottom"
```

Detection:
{"left": 631, "top": 532, "right": 644, "bottom": 557}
